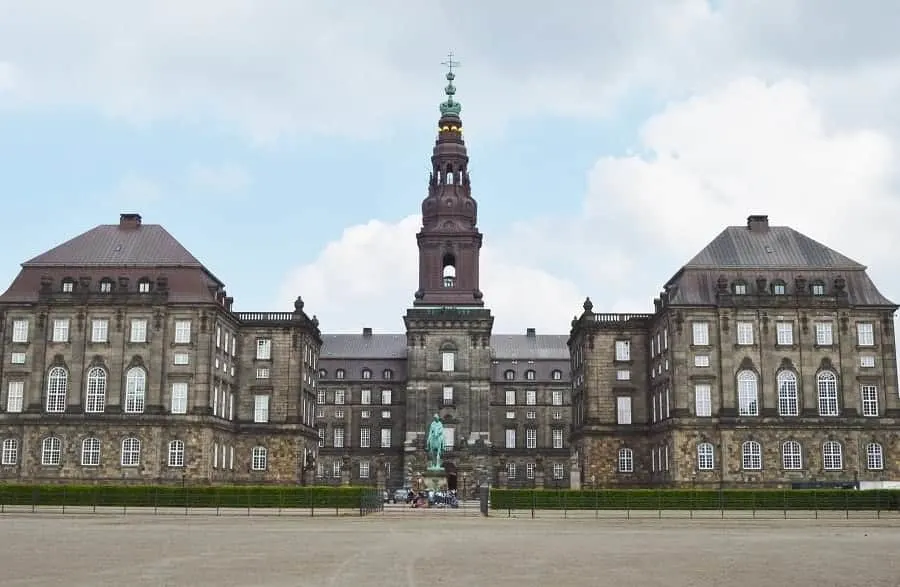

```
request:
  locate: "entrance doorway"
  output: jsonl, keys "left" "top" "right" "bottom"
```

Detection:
{"left": 444, "top": 462, "right": 458, "bottom": 492}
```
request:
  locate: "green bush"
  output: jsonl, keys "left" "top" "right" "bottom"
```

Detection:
{"left": 489, "top": 489, "right": 900, "bottom": 511}
{"left": 0, "top": 484, "right": 380, "bottom": 510}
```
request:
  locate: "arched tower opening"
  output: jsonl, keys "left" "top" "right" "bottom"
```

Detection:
{"left": 442, "top": 253, "right": 457, "bottom": 288}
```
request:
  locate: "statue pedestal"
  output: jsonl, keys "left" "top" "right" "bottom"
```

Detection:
{"left": 420, "top": 469, "right": 448, "bottom": 492}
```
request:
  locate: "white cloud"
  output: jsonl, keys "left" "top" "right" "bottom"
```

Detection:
{"left": 187, "top": 163, "right": 251, "bottom": 196}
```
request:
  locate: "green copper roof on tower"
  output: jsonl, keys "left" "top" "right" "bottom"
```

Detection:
{"left": 440, "top": 52, "right": 462, "bottom": 116}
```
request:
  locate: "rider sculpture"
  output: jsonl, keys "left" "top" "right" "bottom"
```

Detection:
{"left": 425, "top": 414, "right": 445, "bottom": 471}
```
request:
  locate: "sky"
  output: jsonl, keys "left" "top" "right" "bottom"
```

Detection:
{"left": 1, "top": 0, "right": 899, "bottom": 335}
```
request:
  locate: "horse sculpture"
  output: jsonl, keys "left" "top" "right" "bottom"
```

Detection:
{"left": 425, "top": 414, "right": 445, "bottom": 471}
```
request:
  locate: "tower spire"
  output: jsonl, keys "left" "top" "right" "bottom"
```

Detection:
{"left": 440, "top": 52, "right": 462, "bottom": 117}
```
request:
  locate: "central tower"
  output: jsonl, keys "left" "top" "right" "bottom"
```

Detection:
{"left": 413, "top": 61, "right": 484, "bottom": 307}
{"left": 403, "top": 60, "right": 494, "bottom": 490}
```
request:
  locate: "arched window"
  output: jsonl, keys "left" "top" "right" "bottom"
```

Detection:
{"left": 866, "top": 443, "right": 884, "bottom": 470}
{"left": 776, "top": 371, "right": 798, "bottom": 416}
{"left": 124, "top": 367, "right": 146, "bottom": 413}
{"left": 442, "top": 253, "right": 457, "bottom": 288}
{"left": 251, "top": 446, "right": 267, "bottom": 471}
{"left": 504, "top": 369, "right": 515, "bottom": 380}
{"left": 736, "top": 370, "right": 759, "bottom": 416}
{"left": 318, "top": 369, "right": 327, "bottom": 378}
{"left": 741, "top": 440, "right": 761, "bottom": 470}
{"left": 1, "top": 438, "right": 18, "bottom": 465}
{"left": 121, "top": 437, "right": 141, "bottom": 466}
{"left": 782, "top": 440, "right": 802, "bottom": 470}
{"left": 85, "top": 367, "right": 107, "bottom": 413}
{"left": 41, "top": 437, "right": 62, "bottom": 465}
{"left": 697, "top": 442, "right": 715, "bottom": 470}
{"left": 817, "top": 371, "right": 839, "bottom": 416}
{"left": 46, "top": 366, "right": 68, "bottom": 413}
{"left": 336, "top": 369, "right": 345, "bottom": 379}
{"left": 822, "top": 441, "right": 842, "bottom": 470}
{"left": 617, "top": 448, "right": 633, "bottom": 473}
{"left": 168, "top": 440, "right": 185, "bottom": 467}
{"left": 551, "top": 369, "right": 562, "bottom": 380}
{"left": 81, "top": 437, "right": 101, "bottom": 466}
{"left": 525, "top": 370, "right": 536, "bottom": 381}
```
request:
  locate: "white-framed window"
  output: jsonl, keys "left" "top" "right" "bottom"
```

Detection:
{"left": 42, "top": 437, "right": 62, "bottom": 465}
{"left": 334, "top": 409, "right": 344, "bottom": 419}
{"left": 90, "top": 319, "right": 108, "bottom": 343}
{"left": 173, "top": 352, "right": 189, "bottom": 366}
{"left": 51, "top": 319, "right": 69, "bottom": 343}
{"left": 138, "top": 280, "right": 151, "bottom": 293}
{"left": 46, "top": 366, "right": 68, "bottom": 413}
{"left": 551, "top": 391, "right": 563, "bottom": 406}
{"left": 775, "top": 321, "right": 793, "bottom": 345}
{"left": 130, "top": 319, "right": 147, "bottom": 343}
{"left": 507, "top": 462, "right": 517, "bottom": 479}
{"left": 256, "top": 339, "right": 271, "bottom": 360}
{"left": 737, "top": 370, "right": 759, "bottom": 416}
{"left": 361, "top": 368, "right": 371, "bottom": 379}
{"left": 614, "top": 340, "right": 631, "bottom": 361}
{"left": 616, "top": 369, "right": 631, "bottom": 381}
{"left": 99, "top": 279, "right": 112, "bottom": 293}
{"left": 692, "top": 322, "right": 709, "bottom": 346}
{"left": 552, "top": 428, "right": 564, "bottom": 449}
{"left": 505, "top": 428, "right": 516, "bottom": 449}
{"left": 171, "top": 382, "right": 188, "bottom": 414}
{"left": 121, "top": 437, "right": 141, "bottom": 467}
{"left": 81, "top": 437, "right": 100, "bottom": 466}
{"left": 618, "top": 448, "right": 634, "bottom": 473}
{"left": 381, "top": 409, "right": 390, "bottom": 419}
{"left": 329, "top": 460, "right": 340, "bottom": 478}
{"left": 777, "top": 371, "right": 799, "bottom": 416}
{"left": 316, "top": 390, "right": 326, "bottom": 404}
{"left": 552, "top": 463, "right": 564, "bottom": 480}
{"left": 317, "top": 427, "right": 325, "bottom": 447}
{"left": 733, "top": 282, "right": 747, "bottom": 295}
{"left": 526, "top": 428, "right": 537, "bottom": 449}
{"left": 254, "top": 395, "right": 270, "bottom": 423}
{"left": 861, "top": 385, "right": 879, "bottom": 417}
{"left": 857, "top": 323, "right": 874, "bottom": 346}
{"left": 866, "top": 443, "right": 884, "bottom": 470}
{"left": 361, "top": 388, "right": 371, "bottom": 404}
{"left": 694, "top": 384, "right": 712, "bottom": 417}
{"left": 860, "top": 355, "right": 876, "bottom": 368}
{"left": 380, "top": 428, "right": 391, "bottom": 448}
{"left": 251, "top": 446, "right": 267, "bottom": 471}
{"left": 811, "top": 282, "right": 825, "bottom": 295}
{"left": 782, "top": 440, "right": 802, "bottom": 470}
{"left": 334, "top": 390, "right": 345, "bottom": 405}
{"left": 552, "top": 370, "right": 562, "bottom": 380}
{"left": 694, "top": 354, "right": 710, "bottom": 367}
{"left": 174, "top": 320, "right": 191, "bottom": 344}
{"left": 359, "top": 461, "right": 370, "bottom": 479}
{"left": 817, "top": 371, "right": 839, "bottom": 416}
{"left": 442, "top": 351, "right": 455, "bottom": 372}
{"left": 736, "top": 321, "right": 754, "bottom": 345}
{"left": 168, "top": 440, "right": 185, "bottom": 467}
{"left": 526, "top": 462, "right": 535, "bottom": 479}
{"left": 6, "top": 381, "right": 24, "bottom": 413}
{"left": 822, "top": 441, "right": 842, "bottom": 470}
{"left": 815, "top": 322, "right": 833, "bottom": 346}
{"left": 697, "top": 442, "right": 715, "bottom": 470}
{"left": 505, "top": 411, "right": 515, "bottom": 419}
{"left": 124, "top": 367, "right": 146, "bottom": 413}
{"left": 359, "top": 427, "right": 371, "bottom": 448}
{"left": 505, "top": 390, "right": 515, "bottom": 405}
{"left": 504, "top": 370, "right": 515, "bottom": 380}
{"left": 1, "top": 438, "right": 18, "bottom": 465}
{"left": 256, "top": 367, "right": 269, "bottom": 379}
{"left": 381, "top": 389, "right": 392, "bottom": 405}
{"left": 525, "top": 390, "right": 536, "bottom": 405}
{"left": 616, "top": 396, "right": 632, "bottom": 425}
{"left": 741, "top": 440, "right": 761, "bottom": 470}
{"left": 335, "top": 369, "right": 345, "bottom": 379}
{"left": 333, "top": 427, "right": 345, "bottom": 448}
{"left": 85, "top": 367, "right": 107, "bottom": 413}
{"left": 12, "top": 319, "right": 28, "bottom": 343}
{"left": 10, "top": 352, "right": 25, "bottom": 364}
{"left": 442, "top": 386, "right": 453, "bottom": 405}
{"left": 525, "top": 370, "right": 536, "bottom": 381}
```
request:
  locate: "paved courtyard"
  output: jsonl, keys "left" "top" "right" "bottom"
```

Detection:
{"left": 1, "top": 513, "right": 898, "bottom": 586}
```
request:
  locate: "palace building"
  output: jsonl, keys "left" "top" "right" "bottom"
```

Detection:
{"left": 0, "top": 71, "right": 897, "bottom": 491}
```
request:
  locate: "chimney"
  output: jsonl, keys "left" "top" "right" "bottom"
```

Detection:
{"left": 119, "top": 213, "right": 142, "bottom": 228}
{"left": 747, "top": 215, "right": 769, "bottom": 233}
{"left": 362, "top": 327, "right": 373, "bottom": 337}
{"left": 526, "top": 327, "right": 536, "bottom": 337}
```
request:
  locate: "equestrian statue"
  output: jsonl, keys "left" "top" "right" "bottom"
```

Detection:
{"left": 425, "top": 414, "right": 445, "bottom": 471}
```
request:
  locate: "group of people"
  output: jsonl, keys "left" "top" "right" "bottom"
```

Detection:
{"left": 406, "top": 488, "right": 460, "bottom": 508}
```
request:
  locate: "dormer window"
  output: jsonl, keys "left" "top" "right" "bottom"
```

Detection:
{"left": 733, "top": 281, "right": 747, "bottom": 295}
{"left": 361, "top": 368, "right": 372, "bottom": 379}
{"left": 771, "top": 281, "right": 786, "bottom": 295}
{"left": 383, "top": 369, "right": 393, "bottom": 380}
{"left": 504, "top": 369, "right": 515, "bottom": 380}
{"left": 99, "top": 279, "right": 113, "bottom": 293}
{"left": 811, "top": 282, "right": 826, "bottom": 296}
{"left": 137, "top": 279, "right": 151, "bottom": 293}
{"left": 336, "top": 369, "right": 345, "bottom": 379}
{"left": 525, "top": 369, "right": 536, "bottom": 381}
{"left": 61, "top": 278, "right": 75, "bottom": 293}
{"left": 318, "top": 369, "right": 327, "bottom": 378}
{"left": 551, "top": 369, "right": 562, "bottom": 380}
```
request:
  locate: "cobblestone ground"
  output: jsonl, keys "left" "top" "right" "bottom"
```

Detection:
{"left": 1, "top": 513, "right": 898, "bottom": 586}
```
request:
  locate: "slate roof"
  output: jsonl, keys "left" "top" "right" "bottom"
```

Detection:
{"left": 23, "top": 224, "right": 205, "bottom": 268}
{"left": 320, "top": 333, "right": 570, "bottom": 360}
{"left": 684, "top": 225, "right": 864, "bottom": 270}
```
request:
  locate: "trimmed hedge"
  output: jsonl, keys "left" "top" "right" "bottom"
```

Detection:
{"left": 0, "top": 484, "right": 380, "bottom": 509}
{"left": 490, "top": 489, "right": 900, "bottom": 511}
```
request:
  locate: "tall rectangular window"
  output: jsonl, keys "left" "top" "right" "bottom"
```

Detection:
{"left": 616, "top": 396, "right": 632, "bottom": 425}
{"left": 381, "top": 389, "right": 392, "bottom": 405}
{"left": 361, "top": 389, "right": 371, "bottom": 405}
{"left": 861, "top": 385, "right": 879, "bottom": 417}
{"left": 552, "top": 391, "right": 563, "bottom": 406}
{"left": 736, "top": 322, "right": 754, "bottom": 345}
{"left": 775, "top": 321, "right": 793, "bottom": 345}
{"left": 253, "top": 394, "right": 270, "bottom": 423}
{"left": 525, "top": 390, "right": 536, "bottom": 405}
{"left": 692, "top": 322, "right": 709, "bottom": 346}
{"left": 815, "top": 322, "right": 833, "bottom": 346}
{"left": 442, "top": 386, "right": 454, "bottom": 405}
{"left": 6, "top": 381, "right": 24, "bottom": 413}
{"left": 694, "top": 384, "right": 712, "bottom": 417}
{"left": 380, "top": 428, "right": 391, "bottom": 448}
{"left": 505, "top": 390, "right": 515, "bottom": 405}
{"left": 526, "top": 428, "right": 537, "bottom": 449}
{"left": 857, "top": 323, "right": 874, "bottom": 346}
{"left": 170, "top": 382, "right": 188, "bottom": 414}
{"left": 91, "top": 319, "right": 108, "bottom": 343}
{"left": 334, "top": 427, "right": 345, "bottom": 448}
{"left": 174, "top": 320, "right": 191, "bottom": 343}
{"left": 359, "top": 427, "right": 370, "bottom": 448}
{"left": 442, "top": 351, "right": 455, "bottom": 372}
{"left": 51, "top": 319, "right": 69, "bottom": 343}
{"left": 505, "top": 428, "right": 516, "bottom": 449}
{"left": 552, "top": 429, "right": 564, "bottom": 449}
{"left": 11, "top": 320, "right": 28, "bottom": 343}
{"left": 256, "top": 339, "right": 272, "bottom": 360}
{"left": 127, "top": 319, "right": 147, "bottom": 343}
{"left": 614, "top": 340, "right": 631, "bottom": 361}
